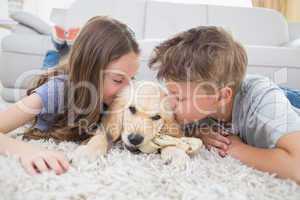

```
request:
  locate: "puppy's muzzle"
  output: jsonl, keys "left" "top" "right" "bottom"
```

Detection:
{"left": 124, "top": 145, "right": 141, "bottom": 154}
{"left": 127, "top": 133, "right": 144, "bottom": 146}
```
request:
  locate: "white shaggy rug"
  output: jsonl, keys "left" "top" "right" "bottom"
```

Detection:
{"left": 0, "top": 101, "right": 300, "bottom": 200}
{"left": 1, "top": 134, "right": 300, "bottom": 200}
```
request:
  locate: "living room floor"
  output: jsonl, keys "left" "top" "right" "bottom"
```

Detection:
{"left": 1, "top": 135, "right": 300, "bottom": 200}
{"left": 0, "top": 88, "right": 299, "bottom": 199}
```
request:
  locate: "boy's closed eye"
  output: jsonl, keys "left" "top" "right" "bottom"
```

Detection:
{"left": 178, "top": 97, "right": 187, "bottom": 102}
{"left": 169, "top": 91, "right": 186, "bottom": 102}
{"left": 174, "top": 95, "right": 186, "bottom": 102}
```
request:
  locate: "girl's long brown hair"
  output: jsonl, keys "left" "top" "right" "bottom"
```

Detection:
{"left": 25, "top": 16, "right": 139, "bottom": 142}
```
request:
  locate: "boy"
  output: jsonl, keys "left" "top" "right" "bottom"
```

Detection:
{"left": 149, "top": 26, "right": 300, "bottom": 183}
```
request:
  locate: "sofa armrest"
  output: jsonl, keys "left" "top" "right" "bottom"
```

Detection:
{"left": 245, "top": 45, "right": 300, "bottom": 89}
{"left": 246, "top": 45, "right": 300, "bottom": 68}
{"left": 288, "top": 22, "right": 300, "bottom": 41}
{"left": 284, "top": 38, "right": 300, "bottom": 48}
{"left": 11, "top": 24, "right": 40, "bottom": 35}
{"left": 10, "top": 11, "right": 51, "bottom": 35}
{"left": 1, "top": 33, "right": 54, "bottom": 55}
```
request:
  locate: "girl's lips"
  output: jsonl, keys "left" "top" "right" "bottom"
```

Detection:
{"left": 104, "top": 97, "right": 115, "bottom": 106}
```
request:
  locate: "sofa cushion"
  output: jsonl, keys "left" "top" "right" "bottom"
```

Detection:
{"left": 144, "top": 1, "right": 208, "bottom": 39}
{"left": 64, "top": 0, "right": 146, "bottom": 39}
{"left": 208, "top": 6, "right": 289, "bottom": 46}
{"left": 11, "top": 24, "right": 40, "bottom": 35}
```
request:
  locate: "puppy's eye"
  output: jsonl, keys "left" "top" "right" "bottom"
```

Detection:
{"left": 151, "top": 114, "right": 161, "bottom": 121}
{"left": 129, "top": 106, "right": 137, "bottom": 114}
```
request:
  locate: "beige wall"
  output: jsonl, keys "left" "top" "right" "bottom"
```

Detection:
{"left": 286, "top": 0, "right": 300, "bottom": 22}
{"left": 253, "top": 0, "right": 300, "bottom": 22}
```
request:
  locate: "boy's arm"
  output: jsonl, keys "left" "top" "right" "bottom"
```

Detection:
{"left": 228, "top": 133, "right": 300, "bottom": 183}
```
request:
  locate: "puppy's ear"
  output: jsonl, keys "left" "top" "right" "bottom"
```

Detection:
{"left": 102, "top": 95, "right": 126, "bottom": 142}
{"left": 162, "top": 117, "right": 183, "bottom": 138}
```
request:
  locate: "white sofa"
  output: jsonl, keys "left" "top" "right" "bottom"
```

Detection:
{"left": 1, "top": 0, "right": 300, "bottom": 102}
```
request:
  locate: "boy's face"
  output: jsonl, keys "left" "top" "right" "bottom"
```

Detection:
{"left": 166, "top": 81, "right": 219, "bottom": 124}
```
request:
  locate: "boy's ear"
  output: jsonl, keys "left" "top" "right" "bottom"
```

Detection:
{"left": 218, "top": 87, "right": 233, "bottom": 104}
{"left": 102, "top": 96, "right": 125, "bottom": 142}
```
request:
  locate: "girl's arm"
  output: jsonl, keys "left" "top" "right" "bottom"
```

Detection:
{"left": 0, "top": 93, "right": 70, "bottom": 174}
{"left": 0, "top": 93, "right": 42, "bottom": 133}
{"left": 227, "top": 133, "right": 300, "bottom": 184}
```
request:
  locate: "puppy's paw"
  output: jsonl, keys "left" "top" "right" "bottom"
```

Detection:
{"left": 177, "top": 137, "right": 203, "bottom": 155}
{"left": 71, "top": 145, "right": 105, "bottom": 166}
{"left": 161, "top": 146, "right": 190, "bottom": 168}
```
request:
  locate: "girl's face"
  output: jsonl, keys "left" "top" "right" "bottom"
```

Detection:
{"left": 103, "top": 52, "right": 139, "bottom": 105}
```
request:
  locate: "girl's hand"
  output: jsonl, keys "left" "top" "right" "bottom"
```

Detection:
{"left": 194, "top": 127, "right": 231, "bottom": 157}
{"left": 19, "top": 147, "right": 70, "bottom": 175}
{"left": 0, "top": 134, "right": 70, "bottom": 175}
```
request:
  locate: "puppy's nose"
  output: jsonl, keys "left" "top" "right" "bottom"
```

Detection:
{"left": 128, "top": 133, "right": 144, "bottom": 146}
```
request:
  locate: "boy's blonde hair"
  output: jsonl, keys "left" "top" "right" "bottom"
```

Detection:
{"left": 149, "top": 26, "right": 248, "bottom": 92}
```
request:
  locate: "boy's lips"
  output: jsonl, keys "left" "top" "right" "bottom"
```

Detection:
{"left": 174, "top": 114, "right": 182, "bottom": 124}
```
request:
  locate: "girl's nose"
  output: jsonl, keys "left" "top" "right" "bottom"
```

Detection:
{"left": 124, "top": 79, "right": 133, "bottom": 87}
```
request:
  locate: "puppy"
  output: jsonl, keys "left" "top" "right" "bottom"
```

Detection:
{"left": 74, "top": 81, "right": 202, "bottom": 165}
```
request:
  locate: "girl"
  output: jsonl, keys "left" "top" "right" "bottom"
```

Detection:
{"left": 0, "top": 16, "right": 140, "bottom": 175}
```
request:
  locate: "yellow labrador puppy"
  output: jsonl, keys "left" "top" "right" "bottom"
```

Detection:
{"left": 74, "top": 81, "right": 202, "bottom": 165}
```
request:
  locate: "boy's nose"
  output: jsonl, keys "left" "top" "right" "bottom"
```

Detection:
{"left": 169, "top": 96, "right": 177, "bottom": 110}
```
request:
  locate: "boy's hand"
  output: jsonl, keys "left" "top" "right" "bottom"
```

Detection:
{"left": 19, "top": 147, "right": 70, "bottom": 175}
{"left": 195, "top": 127, "right": 231, "bottom": 157}
{"left": 226, "top": 135, "right": 244, "bottom": 158}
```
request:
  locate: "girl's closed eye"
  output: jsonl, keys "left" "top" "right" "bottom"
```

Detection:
{"left": 109, "top": 74, "right": 124, "bottom": 84}
{"left": 113, "top": 75, "right": 135, "bottom": 84}
{"left": 113, "top": 79, "right": 123, "bottom": 84}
